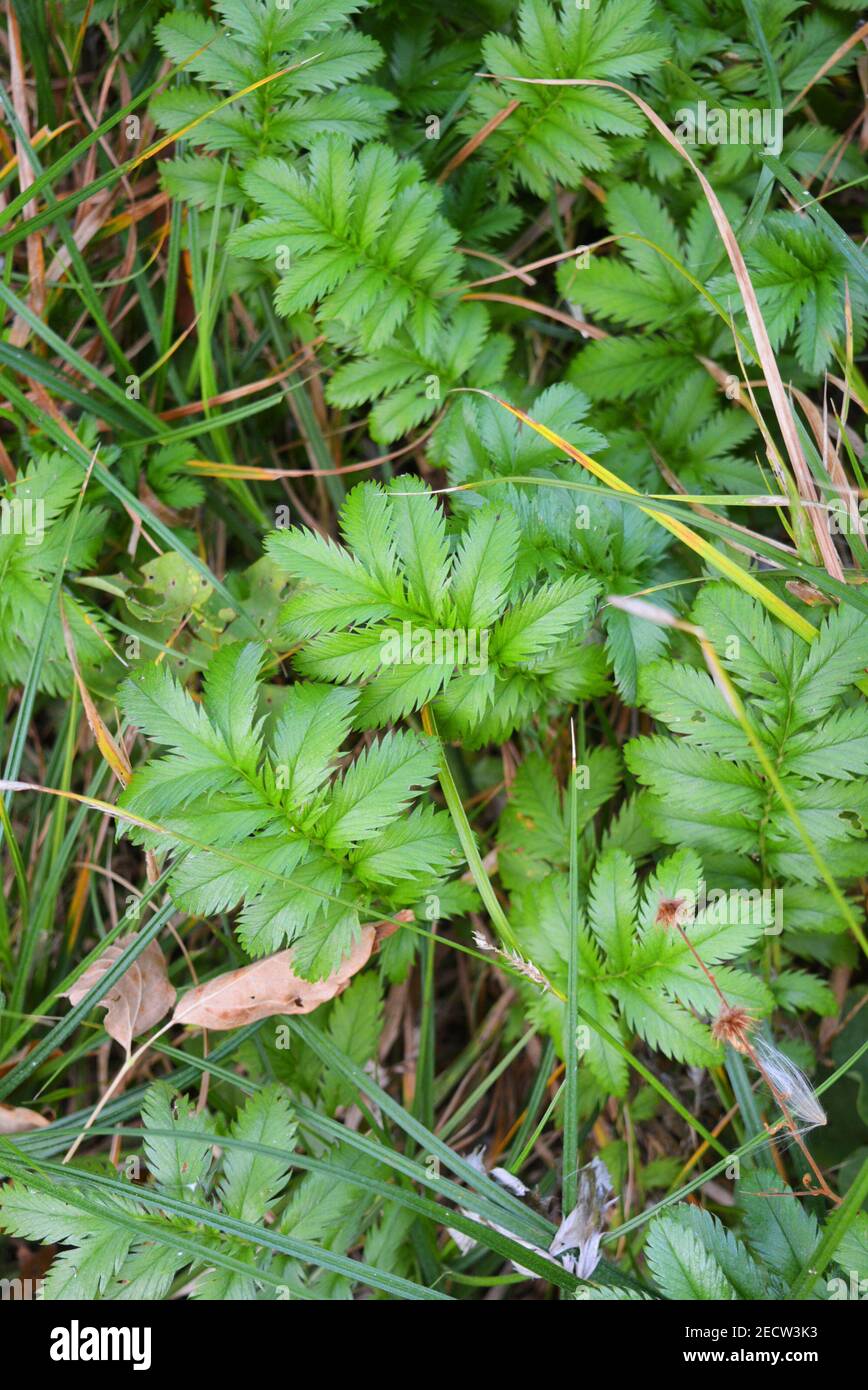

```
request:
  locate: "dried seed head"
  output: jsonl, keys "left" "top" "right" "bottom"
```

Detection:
{"left": 656, "top": 896, "right": 690, "bottom": 929}
{"left": 711, "top": 1004, "right": 756, "bottom": 1053}
{"left": 472, "top": 931, "right": 548, "bottom": 990}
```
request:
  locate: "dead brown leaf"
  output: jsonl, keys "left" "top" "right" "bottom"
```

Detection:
{"left": 64, "top": 935, "right": 176, "bottom": 1057}
{"left": 0, "top": 1102, "right": 50, "bottom": 1134}
{"left": 61, "top": 916, "right": 412, "bottom": 1167}
{"left": 174, "top": 915, "right": 410, "bottom": 1031}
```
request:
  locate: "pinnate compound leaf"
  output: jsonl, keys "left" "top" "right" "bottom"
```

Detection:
{"left": 645, "top": 1215, "right": 737, "bottom": 1300}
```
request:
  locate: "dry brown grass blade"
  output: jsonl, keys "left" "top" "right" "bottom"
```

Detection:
{"left": 436, "top": 99, "right": 520, "bottom": 184}
{"left": 461, "top": 291, "right": 607, "bottom": 339}
{"left": 66, "top": 860, "right": 94, "bottom": 951}
{"left": 785, "top": 20, "right": 868, "bottom": 113}
{"left": 458, "top": 236, "right": 616, "bottom": 292}
{"left": 70, "top": 0, "right": 95, "bottom": 71}
{"left": 506, "top": 189, "right": 576, "bottom": 260}
{"left": 6, "top": 0, "right": 45, "bottom": 346}
{"left": 41, "top": 192, "right": 117, "bottom": 301}
{"left": 457, "top": 244, "right": 537, "bottom": 286}
{"left": 157, "top": 342, "right": 322, "bottom": 420}
{"left": 59, "top": 600, "right": 133, "bottom": 788}
{"left": 0, "top": 436, "right": 16, "bottom": 484}
{"left": 791, "top": 382, "right": 865, "bottom": 541}
{"left": 479, "top": 71, "right": 845, "bottom": 581}
{"left": 829, "top": 374, "right": 868, "bottom": 415}
{"left": 102, "top": 191, "right": 170, "bottom": 236}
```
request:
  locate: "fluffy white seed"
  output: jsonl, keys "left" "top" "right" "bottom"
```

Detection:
{"left": 752, "top": 1035, "right": 826, "bottom": 1129}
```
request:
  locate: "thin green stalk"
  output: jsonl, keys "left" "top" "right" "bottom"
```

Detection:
{"left": 562, "top": 721, "right": 581, "bottom": 1212}
{"left": 439, "top": 1028, "right": 534, "bottom": 1143}
{"left": 420, "top": 705, "right": 520, "bottom": 952}
{"left": 506, "top": 1039, "right": 558, "bottom": 1170}
{"left": 511, "top": 1080, "right": 565, "bottom": 1173}
{"left": 414, "top": 923, "right": 437, "bottom": 1132}
{"left": 787, "top": 1156, "right": 868, "bottom": 1300}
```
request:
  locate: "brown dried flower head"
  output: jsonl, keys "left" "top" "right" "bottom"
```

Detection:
{"left": 711, "top": 1004, "right": 756, "bottom": 1053}
{"left": 655, "top": 896, "right": 690, "bottom": 930}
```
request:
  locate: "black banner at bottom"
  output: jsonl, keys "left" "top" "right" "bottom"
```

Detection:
{"left": 0, "top": 1294, "right": 856, "bottom": 1374}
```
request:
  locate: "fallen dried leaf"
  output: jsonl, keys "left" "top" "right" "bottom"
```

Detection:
{"left": 173, "top": 914, "right": 409, "bottom": 1031}
{"left": 174, "top": 931, "right": 374, "bottom": 1030}
{"left": 64, "top": 935, "right": 176, "bottom": 1057}
{"left": 0, "top": 1102, "right": 49, "bottom": 1134}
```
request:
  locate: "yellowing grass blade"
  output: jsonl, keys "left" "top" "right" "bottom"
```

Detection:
{"left": 126, "top": 56, "right": 322, "bottom": 174}
{"left": 59, "top": 600, "right": 132, "bottom": 788}
{"left": 477, "top": 71, "right": 843, "bottom": 582}
{"left": 607, "top": 594, "right": 868, "bottom": 958}
{"left": 470, "top": 389, "right": 818, "bottom": 643}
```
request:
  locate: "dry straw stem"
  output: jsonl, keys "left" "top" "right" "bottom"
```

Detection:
{"left": 437, "top": 99, "right": 521, "bottom": 183}
{"left": 478, "top": 71, "right": 845, "bottom": 581}
{"left": 457, "top": 386, "right": 818, "bottom": 643}
{"left": 784, "top": 20, "right": 868, "bottom": 113}
{"left": 462, "top": 290, "right": 606, "bottom": 338}
{"left": 59, "top": 601, "right": 132, "bottom": 788}
{"left": 5, "top": 0, "right": 45, "bottom": 343}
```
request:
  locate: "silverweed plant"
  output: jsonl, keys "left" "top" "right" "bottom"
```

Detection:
{"left": 0, "top": 0, "right": 866, "bottom": 1322}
